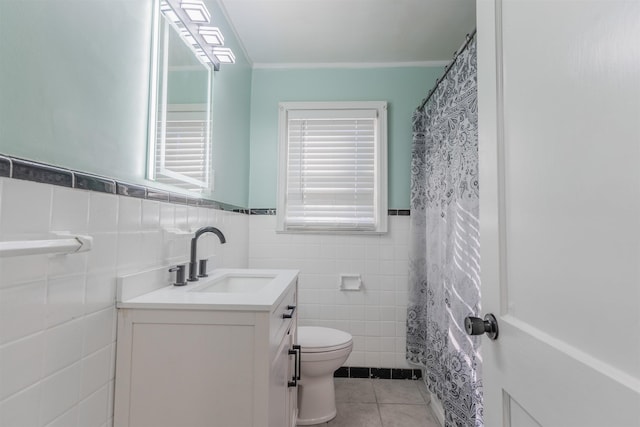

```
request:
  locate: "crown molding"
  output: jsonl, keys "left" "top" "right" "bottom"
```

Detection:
{"left": 251, "top": 60, "right": 449, "bottom": 70}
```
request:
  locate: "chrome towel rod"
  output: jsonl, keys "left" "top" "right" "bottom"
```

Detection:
{"left": 0, "top": 234, "right": 93, "bottom": 257}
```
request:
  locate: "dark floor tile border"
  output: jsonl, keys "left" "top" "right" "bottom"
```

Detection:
{"left": 349, "top": 367, "right": 370, "bottom": 378}
{"left": 0, "top": 154, "right": 245, "bottom": 212}
{"left": 334, "top": 367, "right": 349, "bottom": 378}
{"left": 334, "top": 367, "right": 422, "bottom": 380}
{"left": 371, "top": 368, "right": 392, "bottom": 379}
{"left": 392, "top": 368, "right": 421, "bottom": 380}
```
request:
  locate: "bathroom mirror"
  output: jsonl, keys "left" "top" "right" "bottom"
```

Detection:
{"left": 147, "top": 1, "right": 214, "bottom": 194}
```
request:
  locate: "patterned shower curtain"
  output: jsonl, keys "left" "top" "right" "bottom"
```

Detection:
{"left": 406, "top": 35, "right": 482, "bottom": 427}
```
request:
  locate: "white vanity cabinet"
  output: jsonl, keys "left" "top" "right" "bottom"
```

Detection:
{"left": 114, "top": 269, "right": 299, "bottom": 427}
{"left": 269, "top": 309, "right": 298, "bottom": 427}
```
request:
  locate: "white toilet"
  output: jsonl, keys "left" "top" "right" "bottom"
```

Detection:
{"left": 296, "top": 326, "right": 353, "bottom": 425}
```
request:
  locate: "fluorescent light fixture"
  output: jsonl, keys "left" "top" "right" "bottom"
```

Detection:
{"left": 193, "top": 48, "right": 212, "bottom": 63}
{"left": 160, "top": 2, "right": 180, "bottom": 23}
{"left": 179, "top": 29, "right": 196, "bottom": 45}
{"left": 198, "top": 54, "right": 213, "bottom": 63}
{"left": 213, "top": 47, "right": 235, "bottom": 64}
{"left": 199, "top": 26, "right": 224, "bottom": 46}
{"left": 180, "top": 0, "right": 210, "bottom": 23}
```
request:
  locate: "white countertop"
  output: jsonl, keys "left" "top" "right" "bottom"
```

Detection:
{"left": 117, "top": 268, "right": 299, "bottom": 311}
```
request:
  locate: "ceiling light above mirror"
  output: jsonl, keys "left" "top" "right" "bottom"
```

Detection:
{"left": 180, "top": 0, "right": 211, "bottom": 23}
{"left": 213, "top": 47, "right": 236, "bottom": 64}
{"left": 199, "top": 27, "right": 224, "bottom": 46}
{"left": 160, "top": 2, "right": 180, "bottom": 23}
{"left": 179, "top": 28, "right": 197, "bottom": 45}
{"left": 161, "top": 0, "right": 236, "bottom": 70}
{"left": 195, "top": 48, "right": 212, "bottom": 63}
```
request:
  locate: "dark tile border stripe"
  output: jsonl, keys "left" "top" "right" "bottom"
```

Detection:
{"left": 75, "top": 172, "right": 117, "bottom": 194}
{"left": 116, "top": 182, "right": 146, "bottom": 199}
{"left": 334, "top": 367, "right": 422, "bottom": 380}
{"left": 388, "top": 209, "right": 411, "bottom": 216}
{"left": 168, "top": 193, "right": 187, "bottom": 205}
{"left": 0, "top": 156, "right": 11, "bottom": 177}
{"left": 250, "top": 208, "right": 277, "bottom": 215}
{"left": 248, "top": 208, "right": 411, "bottom": 216}
{"left": 198, "top": 199, "right": 221, "bottom": 209}
{"left": 12, "top": 159, "right": 73, "bottom": 188}
{"left": 146, "top": 189, "right": 170, "bottom": 202}
{"left": 0, "top": 154, "right": 245, "bottom": 212}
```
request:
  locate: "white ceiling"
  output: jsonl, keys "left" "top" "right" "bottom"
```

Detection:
{"left": 218, "top": 0, "right": 476, "bottom": 66}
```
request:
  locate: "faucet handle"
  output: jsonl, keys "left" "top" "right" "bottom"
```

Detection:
{"left": 169, "top": 264, "right": 187, "bottom": 286}
{"left": 198, "top": 259, "right": 208, "bottom": 278}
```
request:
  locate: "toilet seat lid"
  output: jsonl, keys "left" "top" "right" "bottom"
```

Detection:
{"left": 297, "top": 326, "right": 353, "bottom": 353}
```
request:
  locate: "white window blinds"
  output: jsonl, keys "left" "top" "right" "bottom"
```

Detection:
{"left": 155, "top": 106, "right": 211, "bottom": 193}
{"left": 278, "top": 102, "right": 388, "bottom": 233}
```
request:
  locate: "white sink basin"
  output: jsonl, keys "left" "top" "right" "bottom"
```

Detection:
{"left": 191, "top": 274, "right": 276, "bottom": 293}
{"left": 117, "top": 268, "right": 299, "bottom": 311}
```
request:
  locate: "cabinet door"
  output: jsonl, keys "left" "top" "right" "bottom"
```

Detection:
{"left": 269, "top": 326, "right": 294, "bottom": 427}
{"left": 288, "top": 323, "right": 298, "bottom": 427}
{"left": 126, "top": 322, "right": 255, "bottom": 427}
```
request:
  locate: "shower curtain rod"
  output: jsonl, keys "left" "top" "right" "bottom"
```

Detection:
{"left": 418, "top": 29, "right": 477, "bottom": 111}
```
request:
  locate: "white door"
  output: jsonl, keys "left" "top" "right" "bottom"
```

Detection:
{"left": 477, "top": 1, "right": 640, "bottom": 426}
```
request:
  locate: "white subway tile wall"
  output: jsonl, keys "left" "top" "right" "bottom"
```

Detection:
{"left": 0, "top": 177, "right": 249, "bottom": 427}
{"left": 248, "top": 215, "right": 411, "bottom": 369}
{"left": 0, "top": 175, "right": 412, "bottom": 426}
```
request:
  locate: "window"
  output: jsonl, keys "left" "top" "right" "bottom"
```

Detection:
{"left": 277, "top": 101, "right": 388, "bottom": 233}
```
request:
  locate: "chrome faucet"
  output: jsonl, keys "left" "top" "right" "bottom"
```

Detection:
{"left": 188, "top": 226, "right": 226, "bottom": 282}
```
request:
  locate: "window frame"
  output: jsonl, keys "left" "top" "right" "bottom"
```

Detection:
{"left": 276, "top": 101, "right": 388, "bottom": 234}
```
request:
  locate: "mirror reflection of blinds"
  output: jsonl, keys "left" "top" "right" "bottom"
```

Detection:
{"left": 285, "top": 109, "right": 378, "bottom": 231}
{"left": 155, "top": 109, "right": 209, "bottom": 193}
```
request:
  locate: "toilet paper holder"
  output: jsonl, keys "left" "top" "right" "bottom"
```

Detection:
{"left": 339, "top": 274, "right": 362, "bottom": 291}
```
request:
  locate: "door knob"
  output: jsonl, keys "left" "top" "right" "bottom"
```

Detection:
{"left": 464, "top": 314, "right": 499, "bottom": 340}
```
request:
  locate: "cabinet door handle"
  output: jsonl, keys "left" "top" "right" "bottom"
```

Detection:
{"left": 293, "top": 345, "right": 301, "bottom": 380}
{"left": 288, "top": 346, "right": 299, "bottom": 387}
{"left": 282, "top": 305, "right": 296, "bottom": 319}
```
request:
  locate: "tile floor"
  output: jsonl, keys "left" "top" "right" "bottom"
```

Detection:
{"left": 300, "top": 378, "right": 441, "bottom": 427}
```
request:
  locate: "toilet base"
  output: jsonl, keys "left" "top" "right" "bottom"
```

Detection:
{"left": 296, "top": 375, "right": 338, "bottom": 425}
{"left": 296, "top": 409, "right": 336, "bottom": 426}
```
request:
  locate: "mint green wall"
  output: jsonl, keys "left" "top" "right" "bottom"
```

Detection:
{"left": 0, "top": 0, "right": 251, "bottom": 207}
{"left": 207, "top": 0, "right": 252, "bottom": 207}
{"left": 0, "top": 0, "right": 153, "bottom": 184}
{"left": 168, "top": 70, "right": 209, "bottom": 104}
{"left": 248, "top": 67, "right": 442, "bottom": 209}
